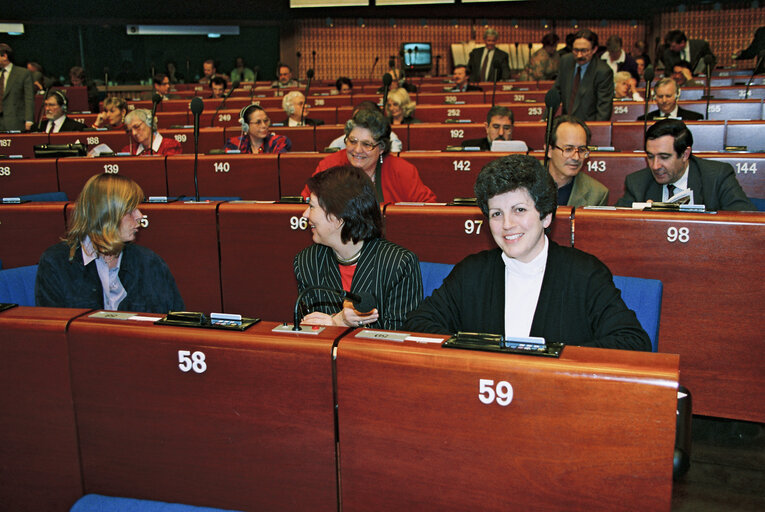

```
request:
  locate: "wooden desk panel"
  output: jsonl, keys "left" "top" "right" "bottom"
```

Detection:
{"left": 49, "top": 130, "right": 131, "bottom": 154}
{"left": 572, "top": 209, "right": 765, "bottom": 421}
{"left": 698, "top": 152, "right": 765, "bottom": 199}
{"left": 337, "top": 334, "right": 678, "bottom": 511}
{"left": 68, "top": 316, "right": 339, "bottom": 511}
{"left": 0, "top": 132, "right": 49, "bottom": 158}
{"left": 218, "top": 203, "right": 310, "bottom": 320}
{"left": 0, "top": 306, "right": 87, "bottom": 510}
{"left": 165, "top": 154, "right": 280, "bottom": 200}
{"left": 0, "top": 202, "right": 69, "bottom": 268}
{"left": 158, "top": 127, "right": 225, "bottom": 155}
{"left": 408, "top": 123, "right": 488, "bottom": 150}
{"left": 57, "top": 156, "right": 168, "bottom": 199}
{"left": 383, "top": 204, "right": 572, "bottom": 265}
{"left": 278, "top": 153, "right": 326, "bottom": 197}
{"left": 0, "top": 158, "right": 59, "bottom": 198}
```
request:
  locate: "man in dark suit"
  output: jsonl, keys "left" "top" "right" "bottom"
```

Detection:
{"left": 615, "top": 119, "right": 753, "bottom": 211}
{"left": 35, "top": 90, "right": 87, "bottom": 133}
{"left": 461, "top": 105, "right": 513, "bottom": 151}
{"left": 660, "top": 30, "right": 716, "bottom": 75}
{"left": 0, "top": 43, "right": 34, "bottom": 132}
{"left": 552, "top": 29, "right": 614, "bottom": 121}
{"left": 637, "top": 78, "right": 703, "bottom": 121}
{"left": 467, "top": 28, "right": 511, "bottom": 83}
{"left": 450, "top": 65, "right": 482, "bottom": 92}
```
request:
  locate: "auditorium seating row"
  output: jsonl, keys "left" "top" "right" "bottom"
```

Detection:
{"left": 119, "top": 95, "right": 765, "bottom": 123}
{"left": 3, "top": 151, "right": 763, "bottom": 205}
{"left": 1, "top": 201, "right": 762, "bottom": 424}
{"left": 4, "top": 118, "right": 765, "bottom": 159}
{"left": 1, "top": 304, "right": 679, "bottom": 511}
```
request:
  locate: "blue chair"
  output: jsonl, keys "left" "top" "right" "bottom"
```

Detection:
{"left": 613, "top": 275, "right": 663, "bottom": 352}
{"left": 19, "top": 192, "right": 68, "bottom": 202}
{"left": 0, "top": 265, "right": 38, "bottom": 306}
{"left": 748, "top": 197, "right": 765, "bottom": 211}
{"left": 71, "top": 494, "right": 243, "bottom": 512}
{"left": 419, "top": 261, "right": 454, "bottom": 298}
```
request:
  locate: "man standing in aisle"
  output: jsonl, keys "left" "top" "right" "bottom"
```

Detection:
{"left": 467, "top": 28, "right": 511, "bottom": 83}
{"left": 0, "top": 43, "right": 34, "bottom": 132}
{"left": 552, "top": 29, "right": 613, "bottom": 121}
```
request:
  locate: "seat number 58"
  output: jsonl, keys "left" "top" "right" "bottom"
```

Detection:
{"left": 178, "top": 350, "right": 207, "bottom": 373}
{"left": 478, "top": 378, "right": 513, "bottom": 406}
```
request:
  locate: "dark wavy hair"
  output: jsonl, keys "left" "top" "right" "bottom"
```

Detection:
{"left": 306, "top": 165, "right": 383, "bottom": 244}
{"left": 475, "top": 154, "right": 557, "bottom": 222}
{"left": 645, "top": 118, "right": 693, "bottom": 155}
{"left": 344, "top": 108, "right": 392, "bottom": 156}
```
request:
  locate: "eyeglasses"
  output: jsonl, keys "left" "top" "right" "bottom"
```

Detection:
{"left": 345, "top": 136, "right": 380, "bottom": 151}
{"left": 554, "top": 145, "right": 590, "bottom": 158}
{"left": 248, "top": 119, "right": 270, "bottom": 126}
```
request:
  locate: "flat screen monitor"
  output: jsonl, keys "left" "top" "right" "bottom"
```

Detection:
{"left": 401, "top": 42, "right": 432, "bottom": 71}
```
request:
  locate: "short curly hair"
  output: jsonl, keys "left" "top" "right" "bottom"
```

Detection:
{"left": 475, "top": 154, "right": 557, "bottom": 221}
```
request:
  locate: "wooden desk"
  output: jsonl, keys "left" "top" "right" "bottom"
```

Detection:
{"left": 0, "top": 132, "right": 49, "bottom": 158}
{"left": 0, "top": 202, "right": 69, "bottom": 269}
{"left": 68, "top": 316, "right": 340, "bottom": 511}
{"left": 572, "top": 209, "right": 765, "bottom": 422}
{"left": 0, "top": 158, "right": 59, "bottom": 198}
{"left": 166, "top": 153, "right": 280, "bottom": 200}
{"left": 0, "top": 306, "right": 86, "bottom": 510}
{"left": 336, "top": 331, "right": 678, "bottom": 511}
{"left": 57, "top": 156, "right": 168, "bottom": 199}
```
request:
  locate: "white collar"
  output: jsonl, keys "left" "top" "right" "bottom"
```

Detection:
{"left": 602, "top": 50, "right": 626, "bottom": 65}
{"left": 501, "top": 235, "right": 549, "bottom": 276}
{"left": 137, "top": 132, "right": 164, "bottom": 155}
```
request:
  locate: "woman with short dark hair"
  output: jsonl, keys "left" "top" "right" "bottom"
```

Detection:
{"left": 406, "top": 154, "right": 651, "bottom": 351}
{"left": 294, "top": 165, "right": 423, "bottom": 330}
{"left": 35, "top": 174, "right": 184, "bottom": 313}
{"left": 305, "top": 108, "right": 435, "bottom": 204}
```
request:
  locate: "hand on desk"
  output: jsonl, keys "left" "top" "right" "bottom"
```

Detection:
{"left": 301, "top": 304, "right": 379, "bottom": 328}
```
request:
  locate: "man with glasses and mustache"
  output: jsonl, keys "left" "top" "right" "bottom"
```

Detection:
{"left": 547, "top": 115, "right": 608, "bottom": 206}
{"left": 552, "top": 29, "right": 614, "bottom": 121}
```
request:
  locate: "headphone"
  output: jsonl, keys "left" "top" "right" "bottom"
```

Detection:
{"left": 239, "top": 103, "right": 265, "bottom": 134}
{"left": 47, "top": 89, "right": 68, "bottom": 112}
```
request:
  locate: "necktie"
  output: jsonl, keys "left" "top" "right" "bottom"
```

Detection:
{"left": 667, "top": 184, "right": 676, "bottom": 200}
{"left": 568, "top": 66, "right": 581, "bottom": 113}
{"left": 0, "top": 68, "right": 5, "bottom": 113}
{"left": 480, "top": 50, "right": 491, "bottom": 82}
{"left": 47, "top": 120, "right": 55, "bottom": 133}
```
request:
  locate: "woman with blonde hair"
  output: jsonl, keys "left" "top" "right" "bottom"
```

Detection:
{"left": 35, "top": 173, "right": 184, "bottom": 313}
{"left": 385, "top": 88, "right": 420, "bottom": 125}
{"left": 92, "top": 96, "right": 128, "bottom": 130}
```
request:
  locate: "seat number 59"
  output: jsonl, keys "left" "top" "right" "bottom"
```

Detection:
{"left": 178, "top": 350, "right": 207, "bottom": 373}
{"left": 478, "top": 378, "right": 513, "bottom": 406}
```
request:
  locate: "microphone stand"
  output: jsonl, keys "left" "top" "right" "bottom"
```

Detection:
{"left": 642, "top": 65, "right": 655, "bottom": 143}
{"left": 491, "top": 63, "right": 500, "bottom": 106}
{"left": 190, "top": 97, "right": 203, "bottom": 201}
{"left": 292, "top": 286, "right": 361, "bottom": 331}
{"left": 149, "top": 94, "right": 161, "bottom": 156}
{"left": 210, "top": 81, "right": 240, "bottom": 127}
{"left": 370, "top": 56, "right": 379, "bottom": 79}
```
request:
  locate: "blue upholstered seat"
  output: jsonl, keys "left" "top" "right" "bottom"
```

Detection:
{"left": 0, "top": 264, "right": 38, "bottom": 306}
{"left": 70, "top": 494, "right": 243, "bottom": 512}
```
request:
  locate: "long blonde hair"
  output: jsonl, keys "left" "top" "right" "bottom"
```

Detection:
{"left": 65, "top": 174, "right": 144, "bottom": 260}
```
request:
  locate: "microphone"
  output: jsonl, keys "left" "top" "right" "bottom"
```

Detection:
{"left": 104, "top": 67, "right": 109, "bottom": 96}
{"left": 250, "top": 66, "right": 260, "bottom": 101}
{"left": 370, "top": 56, "right": 380, "bottom": 79}
{"left": 491, "top": 62, "right": 501, "bottom": 106}
{"left": 745, "top": 49, "right": 765, "bottom": 99}
{"left": 543, "top": 88, "right": 561, "bottom": 168}
{"left": 292, "top": 286, "right": 376, "bottom": 331}
{"left": 149, "top": 93, "right": 162, "bottom": 156}
{"left": 382, "top": 73, "right": 392, "bottom": 112}
{"left": 190, "top": 97, "right": 204, "bottom": 201}
{"left": 210, "top": 80, "right": 240, "bottom": 127}
{"left": 407, "top": 48, "right": 413, "bottom": 69}
{"left": 296, "top": 51, "right": 302, "bottom": 81}
{"left": 301, "top": 69, "right": 314, "bottom": 125}
{"left": 642, "top": 65, "right": 655, "bottom": 138}
{"left": 311, "top": 50, "right": 316, "bottom": 73}
{"left": 703, "top": 54, "right": 715, "bottom": 119}
{"left": 435, "top": 54, "right": 441, "bottom": 77}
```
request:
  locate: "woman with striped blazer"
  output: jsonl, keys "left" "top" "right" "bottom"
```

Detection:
{"left": 294, "top": 164, "right": 423, "bottom": 331}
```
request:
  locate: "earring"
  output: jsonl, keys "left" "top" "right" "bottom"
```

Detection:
{"left": 379, "top": 154, "right": 383, "bottom": 163}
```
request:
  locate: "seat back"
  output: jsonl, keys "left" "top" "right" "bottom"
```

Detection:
{"left": 0, "top": 264, "right": 38, "bottom": 306}
{"left": 419, "top": 262, "right": 454, "bottom": 298}
{"left": 612, "top": 275, "right": 662, "bottom": 352}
